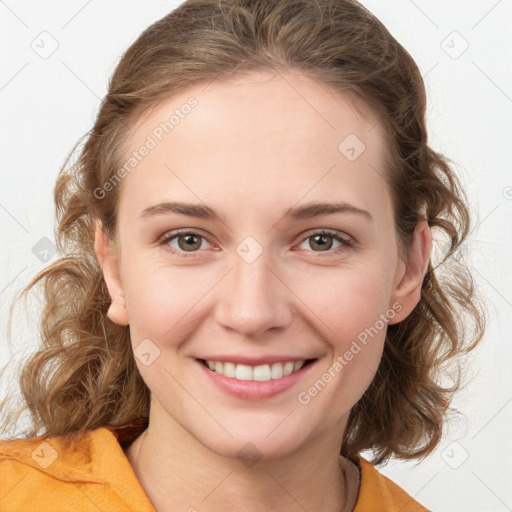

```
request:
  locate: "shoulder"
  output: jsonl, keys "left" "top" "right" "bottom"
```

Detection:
{"left": 354, "top": 456, "right": 431, "bottom": 511}
{"left": 0, "top": 423, "right": 154, "bottom": 512}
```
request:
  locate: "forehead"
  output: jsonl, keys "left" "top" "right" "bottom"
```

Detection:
{"left": 116, "top": 70, "right": 390, "bottom": 224}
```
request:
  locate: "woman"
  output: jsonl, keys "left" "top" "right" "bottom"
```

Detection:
{"left": 0, "top": 1, "right": 484, "bottom": 511}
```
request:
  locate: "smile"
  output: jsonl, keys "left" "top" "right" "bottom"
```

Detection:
{"left": 200, "top": 359, "right": 316, "bottom": 381}
{"left": 196, "top": 357, "right": 318, "bottom": 400}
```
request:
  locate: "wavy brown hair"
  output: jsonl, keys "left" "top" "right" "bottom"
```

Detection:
{"left": 1, "top": 0, "right": 484, "bottom": 465}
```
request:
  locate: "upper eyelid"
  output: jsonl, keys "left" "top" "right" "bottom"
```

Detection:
{"left": 158, "top": 228, "right": 212, "bottom": 244}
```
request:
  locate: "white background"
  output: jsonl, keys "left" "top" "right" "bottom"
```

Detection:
{"left": 1, "top": 1, "right": 511, "bottom": 510}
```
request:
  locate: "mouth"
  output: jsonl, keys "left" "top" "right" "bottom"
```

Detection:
{"left": 197, "top": 358, "right": 317, "bottom": 382}
{"left": 195, "top": 356, "right": 319, "bottom": 401}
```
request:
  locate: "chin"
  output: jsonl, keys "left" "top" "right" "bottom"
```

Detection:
{"left": 194, "top": 418, "right": 315, "bottom": 464}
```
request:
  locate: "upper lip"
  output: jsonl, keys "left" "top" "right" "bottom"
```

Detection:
{"left": 196, "top": 355, "right": 318, "bottom": 366}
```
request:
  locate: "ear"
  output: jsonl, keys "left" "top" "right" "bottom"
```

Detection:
{"left": 388, "top": 219, "right": 432, "bottom": 325}
{"left": 94, "top": 219, "right": 129, "bottom": 326}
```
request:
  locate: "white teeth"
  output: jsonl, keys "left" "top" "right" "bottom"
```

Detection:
{"left": 204, "top": 359, "right": 309, "bottom": 381}
{"left": 253, "top": 364, "right": 271, "bottom": 381}
{"left": 223, "top": 361, "right": 236, "bottom": 378}
{"left": 293, "top": 360, "right": 305, "bottom": 371}
{"left": 271, "top": 363, "right": 284, "bottom": 379}
{"left": 283, "top": 361, "right": 294, "bottom": 376}
{"left": 235, "top": 364, "right": 252, "bottom": 381}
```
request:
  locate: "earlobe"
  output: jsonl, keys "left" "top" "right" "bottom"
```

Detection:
{"left": 388, "top": 219, "right": 432, "bottom": 325}
{"left": 94, "top": 220, "right": 129, "bottom": 326}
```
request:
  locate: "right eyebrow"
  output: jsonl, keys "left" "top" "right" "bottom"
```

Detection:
{"left": 140, "top": 202, "right": 221, "bottom": 221}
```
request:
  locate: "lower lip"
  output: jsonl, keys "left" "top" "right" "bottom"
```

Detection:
{"left": 195, "top": 359, "right": 317, "bottom": 401}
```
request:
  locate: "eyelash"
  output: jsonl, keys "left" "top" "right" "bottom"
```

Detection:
{"left": 157, "top": 229, "right": 354, "bottom": 258}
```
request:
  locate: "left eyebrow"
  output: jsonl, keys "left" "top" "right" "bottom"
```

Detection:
{"left": 283, "top": 201, "right": 373, "bottom": 221}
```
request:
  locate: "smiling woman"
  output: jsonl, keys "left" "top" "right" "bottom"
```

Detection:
{"left": 0, "top": 1, "right": 484, "bottom": 511}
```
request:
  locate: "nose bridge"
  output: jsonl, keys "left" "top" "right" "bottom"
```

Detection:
{"left": 233, "top": 246, "right": 273, "bottom": 302}
{"left": 215, "top": 237, "right": 291, "bottom": 336}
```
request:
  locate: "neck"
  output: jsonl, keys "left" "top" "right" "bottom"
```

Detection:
{"left": 124, "top": 404, "right": 359, "bottom": 512}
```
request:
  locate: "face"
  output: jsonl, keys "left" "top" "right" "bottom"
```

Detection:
{"left": 95, "top": 70, "right": 430, "bottom": 460}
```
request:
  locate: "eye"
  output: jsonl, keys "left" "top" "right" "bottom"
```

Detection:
{"left": 158, "top": 230, "right": 213, "bottom": 256}
{"left": 157, "top": 228, "right": 353, "bottom": 258}
{"left": 297, "top": 230, "right": 353, "bottom": 254}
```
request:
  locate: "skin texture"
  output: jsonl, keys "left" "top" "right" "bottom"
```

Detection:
{"left": 94, "top": 70, "right": 431, "bottom": 512}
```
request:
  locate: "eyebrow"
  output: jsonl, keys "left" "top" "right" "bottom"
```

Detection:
{"left": 139, "top": 201, "right": 373, "bottom": 222}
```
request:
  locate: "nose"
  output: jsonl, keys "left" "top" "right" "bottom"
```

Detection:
{"left": 215, "top": 248, "right": 294, "bottom": 339}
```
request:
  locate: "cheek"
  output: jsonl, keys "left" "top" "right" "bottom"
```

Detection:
{"left": 294, "top": 263, "right": 394, "bottom": 393}
{"left": 293, "top": 270, "right": 392, "bottom": 424}
{"left": 121, "top": 256, "right": 215, "bottom": 343}
{"left": 299, "top": 261, "right": 395, "bottom": 342}
{"left": 122, "top": 263, "right": 214, "bottom": 398}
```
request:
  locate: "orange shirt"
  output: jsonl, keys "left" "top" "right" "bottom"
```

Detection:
{"left": 0, "top": 422, "right": 429, "bottom": 511}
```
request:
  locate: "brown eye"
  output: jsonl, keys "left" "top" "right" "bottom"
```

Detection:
{"left": 297, "top": 230, "right": 353, "bottom": 254}
{"left": 308, "top": 233, "right": 334, "bottom": 251}
{"left": 159, "top": 230, "right": 212, "bottom": 256}
{"left": 176, "top": 233, "right": 203, "bottom": 252}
